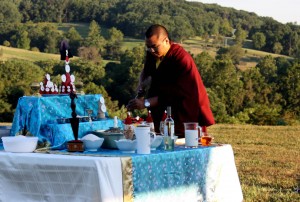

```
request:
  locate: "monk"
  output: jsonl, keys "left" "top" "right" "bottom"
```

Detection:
{"left": 127, "top": 24, "right": 215, "bottom": 137}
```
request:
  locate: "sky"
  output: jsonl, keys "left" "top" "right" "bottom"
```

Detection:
{"left": 188, "top": 0, "right": 300, "bottom": 24}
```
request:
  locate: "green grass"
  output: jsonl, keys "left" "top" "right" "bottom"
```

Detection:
{"left": 56, "top": 22, "right": 90, "bottom": 38}
{"left": 0, "top": 45, "right": 59, "bottom": 61}
{"left": 121, "top": 38, "right": 144, "bottom": 51}
{"left": 208, "top": 124, "right": 300, "bottom": 202}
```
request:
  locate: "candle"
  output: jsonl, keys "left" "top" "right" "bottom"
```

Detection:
{"left": 114, "top": 116, "right": 118, "bottom": 128}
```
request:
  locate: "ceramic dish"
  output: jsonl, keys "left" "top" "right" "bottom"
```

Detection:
{"left": 2, "top": 136, "right": 38, "bottom": 153}
{"left": 81, "top": 134, "right": 104, "bottom": 151}
{"left": 92, "top": 129, "right": 125, "bottom": 149}
{"left": 114, "top": 139, "right": 137, "bottom": 153}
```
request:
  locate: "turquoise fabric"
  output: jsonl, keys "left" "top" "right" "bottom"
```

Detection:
{"left": 10, "top": 94, "right": 119, "bottom": 148}
{"left": 131, "top": 146, "right": 214, "bottom": 201}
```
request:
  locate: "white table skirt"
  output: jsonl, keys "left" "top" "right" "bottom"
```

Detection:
{"left": 0, "top": 152, "right": 123, "bottom": 202}
{"left": 0, "top": 144, "right": 243, "bottom": 202}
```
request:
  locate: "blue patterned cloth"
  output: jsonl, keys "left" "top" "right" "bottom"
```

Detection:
{"left": 10, "top": 94, "right": 121, "bottom": 148}
{"left": 130, "top": 145, "right": 243, "bottom": 202}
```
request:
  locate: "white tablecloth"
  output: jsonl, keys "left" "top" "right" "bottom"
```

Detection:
{"left": 0, "top": 152, "right": 123, "bottom": 202}
{"left": 0, "top": 144, "right": 243, "bottom": 202}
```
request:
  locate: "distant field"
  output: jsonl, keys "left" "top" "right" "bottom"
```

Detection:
{"left": 56, "top": 22, "right": 90, "bottom": 38}
{"left": 0, "top": 45, "right": 59, "bottom": 61}
{"left": 0, "top": 45, "right": 116, "bottom": 65}
{"left": 121, "top": 38, "right": 144, "bottom": 51}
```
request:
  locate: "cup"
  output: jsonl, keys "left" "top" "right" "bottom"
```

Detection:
{"left": 201, "top": 133, "right": 213, "bottom": 146}
{"left": 134, "top": 124, "right": 156, "bottom": 154}
{"left": 184, "top": 122, "right": 201, "bottom": 148}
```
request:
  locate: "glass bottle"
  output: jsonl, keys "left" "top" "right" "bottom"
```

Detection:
{"left": 163, "top": 106, "right": 174, "bottom": 150}
{"left": 146, "top": 110, "right": 155, "bottom": 132}
{"left": 124, "top": 112, "right": 134, "bottom": 139}
{"left": 159, "top": 110, "right": 167, "bottom": 135}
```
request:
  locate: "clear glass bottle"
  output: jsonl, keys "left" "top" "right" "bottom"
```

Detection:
{"left": 159, "top": 110, "right": 167, "bottom": 135}
{"left": 163, "top": 106, "right": 174, "bottom": 150}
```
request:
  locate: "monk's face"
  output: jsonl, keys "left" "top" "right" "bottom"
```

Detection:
{"left": 145, "top": 34, "right": 170, "bottom": 58}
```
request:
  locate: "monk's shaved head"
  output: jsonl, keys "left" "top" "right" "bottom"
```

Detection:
{"left": 145, "top": 24, "right": 169, "bottom": 39}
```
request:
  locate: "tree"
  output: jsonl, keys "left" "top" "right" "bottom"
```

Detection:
{"left": 273, "top": 42, "right": 283, "bottom": 54}
{"left": 0, "top": 60, "right": 45, "bottom": 121}
{"left": 209, "top": 57, "right": 244, "bottom": 116}
{"left": 172, "top": 16, "right": 194, "bottom": 43}
{"left": 277, "top": 60, "right": 300, "bottom": 117}
{"left": 84, "top": 83, "right": 127, "bottom": 119}
{"left": 216, "top": 45, "right": 244, "bottom": 65}
{"left": 84, "top": 20, "right": 106, "bottom": 53}
{"left": 78, "top": 46, "right": 102, "bottom": 63}
{"left": 0, "top": 0, "right": 21, "bottom": 23}
{"left": 234, "top": 24, "right": 248, "bottom": 45}
{"left": 219, "top": 19, "right": 232, "bottom": 36}
{"left": 16, "top": 30, "right": 31, "bottom": 50}
{"left": 104, "top": 27, "right": 124, "bottom": 60}
{"left": 104, "top": 46, "right": 145, "bottom": 106}
{"left": 65, "top": 27, "right": 82, "bottom": 56}
{"left": 193, "top": 51, "right": 215, "bottom": 86}
{"left": 252, "top": 32, "right": 266, "bottom": 50}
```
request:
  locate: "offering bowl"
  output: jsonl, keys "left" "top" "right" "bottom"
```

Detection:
{"left": 115, "top": 139, "right": 137, "bottom": 153}
{"left": 81, "top": 134, "right": 104, "bottom": 151}
{"left": 2, "top": 136, "right": 38, "bottom": 153}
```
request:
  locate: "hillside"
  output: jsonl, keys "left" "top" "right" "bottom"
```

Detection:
{"left": 0, "top": 45, "right": 59, "bottom": 62}
{"left": 1, "top": 34, "right": 292, "bottom": 71}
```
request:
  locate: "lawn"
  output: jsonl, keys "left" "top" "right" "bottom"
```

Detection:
{"left": 208, "top": 124, "right": 300, "bottom": 202}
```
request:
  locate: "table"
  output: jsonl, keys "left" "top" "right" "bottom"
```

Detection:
{"left": 10, "top": 94, "right": 121, "bottom": 148}
{"left": 0, "top": 144, "right": 243, "bottom": 202}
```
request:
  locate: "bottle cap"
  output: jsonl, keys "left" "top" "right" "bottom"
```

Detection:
{"left": 161, "top": 110, "right": 167, "bottom": 121}
{"left": 124, "top": 112, "right": 132, "bottom": 124}
{"left": 146, "top": 110, "right": 153, "bottom": 122}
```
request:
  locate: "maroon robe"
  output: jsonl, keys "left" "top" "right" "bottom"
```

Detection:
{"left": 142, "top": 43, "right": 215, "bottom": 137}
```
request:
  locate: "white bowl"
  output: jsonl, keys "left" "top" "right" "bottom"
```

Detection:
{"left": 2, "top": 136, "right": 38, "bottom": 153}
{"left": 115, "top": 139, "right": 137, "bottom": 153}
{"left": 81, "top": 134, "right": 104, "bottom": 151}
{"left": 150, "top": 136, "right": 164, "bottom": 150}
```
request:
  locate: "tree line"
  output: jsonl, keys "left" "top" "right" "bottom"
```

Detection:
{"left": 1, "top": 0, "right": 300, "bottom": 57}
{"left": 0, "top": 0, "right": 299, "bottom": 125}
{"left": 1, "top": 43, "right": 299, "bottom": 125}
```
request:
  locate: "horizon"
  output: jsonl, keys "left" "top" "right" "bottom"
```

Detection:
{"left": 188, "top": 0, "right": 300, "bottom": 25}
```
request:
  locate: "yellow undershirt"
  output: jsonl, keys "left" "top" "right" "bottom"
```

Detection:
{"left": 156, "top": 55, "right": 165, "bottom": 68}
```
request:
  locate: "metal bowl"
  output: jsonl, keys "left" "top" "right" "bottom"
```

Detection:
{"left": 91, "top": 128, "right": 125, "bottom": 149}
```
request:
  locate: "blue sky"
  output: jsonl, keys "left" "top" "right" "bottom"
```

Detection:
{"left": 188, "top": 0, "right": 300, "bottom": 24}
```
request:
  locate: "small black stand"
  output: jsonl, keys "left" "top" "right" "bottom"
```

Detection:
{"left": 67, "top": 92, "right": 84, "bottom": 152}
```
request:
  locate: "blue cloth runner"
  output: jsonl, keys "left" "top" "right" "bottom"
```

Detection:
{"left": 10, "top": 94, "right": 121, "bottom": 148}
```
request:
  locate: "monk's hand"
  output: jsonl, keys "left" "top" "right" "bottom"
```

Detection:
{"left": 126, "top": 98, "right": 145, "bottom": 110}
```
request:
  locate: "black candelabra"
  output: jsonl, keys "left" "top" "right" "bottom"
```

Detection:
{"left": 67, "top": 92, "right": 84, "bottom": 151}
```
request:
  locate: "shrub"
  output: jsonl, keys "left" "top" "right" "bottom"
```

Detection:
{"left": 3, "top": 40, "right": 10, "bottom": 47}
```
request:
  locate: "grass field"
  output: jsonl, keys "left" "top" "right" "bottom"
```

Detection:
{"left": 208, "top": 124, "right": 300, "bottom": 202}
{"left": 0, "top": 45, "right": 59, "bottom": 61}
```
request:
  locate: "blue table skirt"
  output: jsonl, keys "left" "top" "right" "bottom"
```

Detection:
{"left": 10, "top": 94, "right": 122, "bottom": 148}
